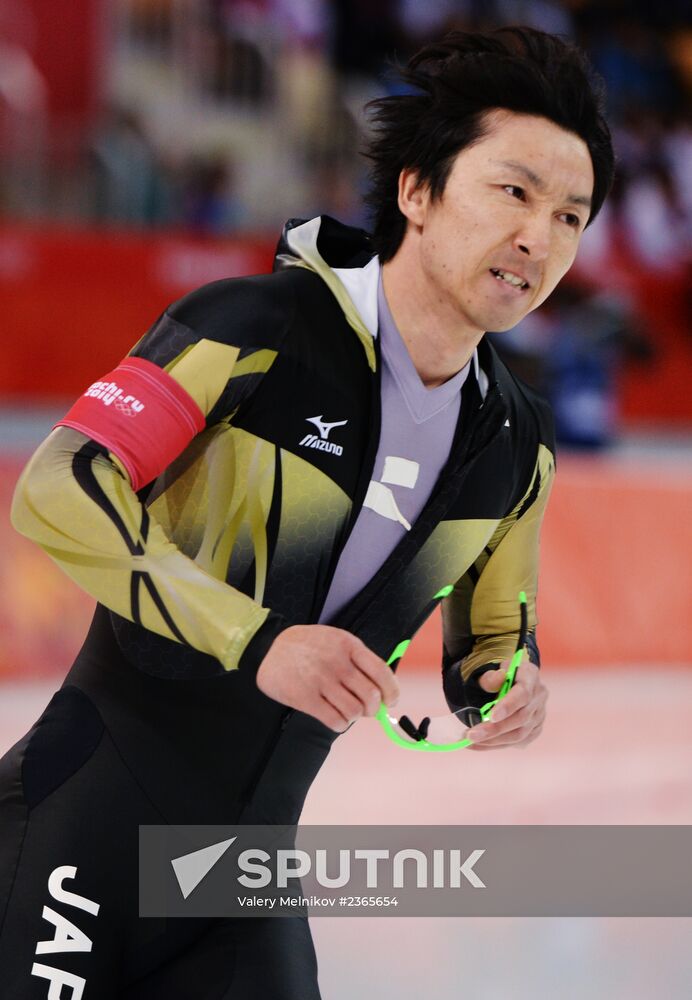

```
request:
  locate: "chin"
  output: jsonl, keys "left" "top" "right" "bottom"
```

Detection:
{"left": 480, "top": 311, "right": 528, "bottom": 333}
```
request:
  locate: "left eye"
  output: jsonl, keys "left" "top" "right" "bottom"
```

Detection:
{"left": 560, "top": 213, "right": 581, "bottom": 228}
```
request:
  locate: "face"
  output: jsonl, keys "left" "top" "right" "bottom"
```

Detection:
{"left": 399, "top": 110, "right": 595, "bottom": 334}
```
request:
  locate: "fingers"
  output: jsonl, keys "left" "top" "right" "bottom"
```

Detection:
{"left": 468, "top": 715, "right": 542, "bottom": 749}
{"left": 472, "top": 702, "right": 534, "bottom": 740}
{"left": 315, "top": 695, "right": 356, "bottom": 734}
{"left": 255, "top": 624, "right": 401, "bottom": 733}
{"left": 313, "top": 675, "right": 384, "bottom": 733}
{"left": 469, "top": 663, "right": 547, "bottom": 749}
{"left": 340, "top": 668, "right": 384, "bottom": 717}
{"left": 348, "top": 635, "right": 400, "bottom": 708}
{"left": 320, "top": 682, "right": 370, "bottom": 728}
{"left": 316, "top": 637, "right": 397, "bottom": 732}
{"left": 467, "top": 719, "right": 544, "bottom": 750}
{"left": 477, "top": 662, "right": 510, "bottom": 693}
{"left": 467, "top": 725, "right": 543, "bottom": 750}
{"left": 478, "top": 661, "right": 540, "bottom": 722}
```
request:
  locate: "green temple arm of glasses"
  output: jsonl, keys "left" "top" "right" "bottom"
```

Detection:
{"left": 478, "top": 591, "right": 527, "bottom": 721}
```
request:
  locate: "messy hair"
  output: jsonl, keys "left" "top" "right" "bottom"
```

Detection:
{"left": 364, "top": 26, "right": 614, "bottom": 261}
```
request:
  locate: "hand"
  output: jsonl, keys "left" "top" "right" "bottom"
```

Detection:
{"left": 466, "top": 660, "right": 547, "bottom": 750}
{"left": 256, "top": 625, "right": 399, "bottom": 733}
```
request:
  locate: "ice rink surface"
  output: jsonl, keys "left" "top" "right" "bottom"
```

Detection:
{"left": 2, "top": 667, "right": 691, "bottom": 999}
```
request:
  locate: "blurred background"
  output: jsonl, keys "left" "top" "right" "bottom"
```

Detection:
{"left": 1, "top": 1, "right": 691, "bottom": 998}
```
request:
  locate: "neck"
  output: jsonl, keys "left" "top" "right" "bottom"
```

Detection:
{"left": 381, "top": 250, "right": 484, "bottom": 389}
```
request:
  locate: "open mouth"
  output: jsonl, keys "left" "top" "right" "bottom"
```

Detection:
{"left": 489, "top": 267, "right": 529, "bottom": 291}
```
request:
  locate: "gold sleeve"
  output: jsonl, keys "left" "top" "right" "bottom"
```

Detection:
{"left": 443, "top": 443, "right": 555, "bottom": 681}
{"left": 10, "top": 324, "right": 283, "bottom": 671}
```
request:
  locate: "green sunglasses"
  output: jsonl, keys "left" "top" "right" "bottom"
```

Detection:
{"left": 375, "top": 587, "right": 528, "bottom": 752}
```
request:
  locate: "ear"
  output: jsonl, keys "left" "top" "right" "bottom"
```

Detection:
{"left": 396, "top": 167, "right": 429, "bottom": 228}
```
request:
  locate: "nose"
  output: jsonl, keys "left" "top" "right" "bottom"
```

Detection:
{"left": 513, "top": 210, "right": 551, "bottom": 261}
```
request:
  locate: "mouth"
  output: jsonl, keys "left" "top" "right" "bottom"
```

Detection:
{"left": 489, "top": 267, "right": 530, "bottom": 292}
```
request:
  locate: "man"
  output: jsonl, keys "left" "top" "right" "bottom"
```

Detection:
{"left": 1, "top": 26, "right": 613, "bottom": 1000}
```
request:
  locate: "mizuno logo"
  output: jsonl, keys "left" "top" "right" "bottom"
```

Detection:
{"left": 300, "top": 415, "right": 348, "bottom": 457}
{"left": 305, "top": 415, "right": 348, "bottom": 440}
{"left": 84, "top": 380, "right": 144, "bottom": 416}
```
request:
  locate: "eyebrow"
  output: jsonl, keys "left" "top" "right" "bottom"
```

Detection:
{"left": 493, "top": 159, "right": 592, "bottom": 211}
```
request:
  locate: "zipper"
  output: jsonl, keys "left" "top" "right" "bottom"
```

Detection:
{"left": 238, "top": 707, "right": 293, "bottom": 808}
{"left": 310, "top": 335, "right": 383, "bottom": 621}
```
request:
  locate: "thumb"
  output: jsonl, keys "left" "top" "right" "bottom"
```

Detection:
{"left": 477, "top": 662, "right": 509, "bottom": 693}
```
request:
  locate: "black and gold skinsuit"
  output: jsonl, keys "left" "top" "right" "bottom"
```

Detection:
{"left": 1, "top": 217, "right": 554, "bottom": 998}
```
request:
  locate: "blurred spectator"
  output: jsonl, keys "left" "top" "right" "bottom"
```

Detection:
{"left": 0, "top": 36, "right": 46, "bottom": 117}
{"left": 586, "top": 18, "right": 680, "bottom": 119}
{"left": 662, "top": 109, "right": 692, "bottom": 230}
{"left": 306, "top": 157, "right": 367, "bottom": 229}
{"left": 0, "top": 0, "right": 688, "bottom": 439}
{"left": 481, "top": 0, "right": 573, "bottom": 36}
{"left": 608, "top": 111, "right": 690, "bottom": 270}
{"left": 207, "top": 0, "right": 277, "bottom": 103}
{"left": 127, "top": 0, "right": 174, "bottom": 49}
{"left": 0, "top": 0, "right": 47, "bottom": 216}
{"left": 89, "top": 107, "right": 171, "bottom": 227}
{"left": 330, "top": 0, "right": 403, "bottom": 79}
{"left": 180, "top": 153, "right": 243, "bottom": 235}
{"left": 546, "top": 288, "right": 649, "bottom": 450}
{"left": 4, "top": 0, "right": 688, "bottom": 267}
{"left": 491, "top": 284, "right": 655, "bottom": 450}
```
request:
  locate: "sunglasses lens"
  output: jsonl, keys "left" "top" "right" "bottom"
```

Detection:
{"left": 391, "top": 709, "right": 470, "bottom": 746}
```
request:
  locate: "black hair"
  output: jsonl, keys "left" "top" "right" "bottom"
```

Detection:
{"left": 364, "top": 26, "right": 615, "bottom": 261}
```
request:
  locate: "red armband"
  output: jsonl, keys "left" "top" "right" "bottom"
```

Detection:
{"left": 56, "top": 356, "right": 206, "bottom": 491}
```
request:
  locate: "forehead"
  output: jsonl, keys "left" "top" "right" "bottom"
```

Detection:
{"left": 449, "top": 109, "right": 594, "bottom": 199}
